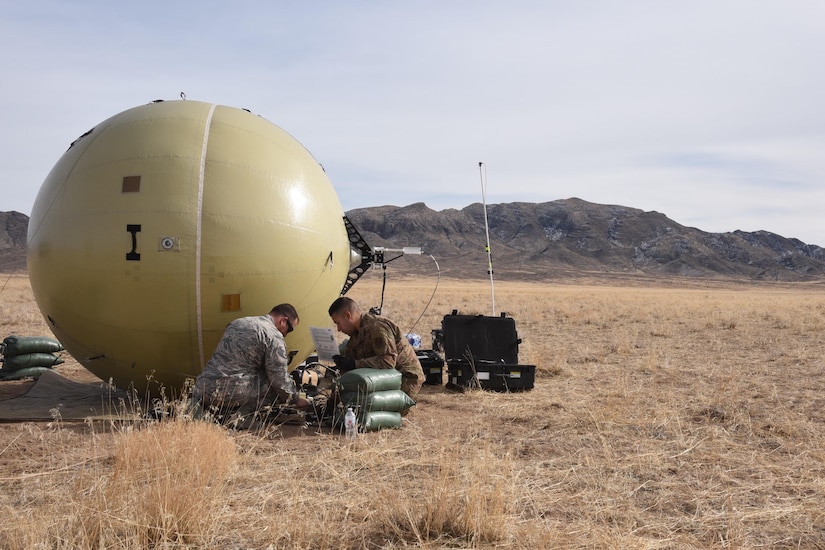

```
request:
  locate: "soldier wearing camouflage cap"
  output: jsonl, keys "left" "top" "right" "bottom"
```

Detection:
{"left": 194, "top": 304, "right": 309, "bottom": 414}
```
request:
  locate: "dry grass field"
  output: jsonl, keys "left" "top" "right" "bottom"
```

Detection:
{"left": 1, "top": 271, "right": 824, "bottom": 549}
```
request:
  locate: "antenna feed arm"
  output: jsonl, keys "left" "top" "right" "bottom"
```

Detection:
{"left": 372, "top": 246, "right": 422, "bottom": 255}
{"left": 371, "top": 246, "right": 423, "bottom": 267}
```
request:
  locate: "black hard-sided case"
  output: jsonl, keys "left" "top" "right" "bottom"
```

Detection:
{"left": 416, "top": 349, "right": 445, "bottom": 385}
{"left": 441, "top": 311, "right": 535, "bottom": 392}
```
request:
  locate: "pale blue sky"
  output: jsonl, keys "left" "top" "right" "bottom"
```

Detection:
{"left": 2, "top": 1, "right": 824, "bottom": 245}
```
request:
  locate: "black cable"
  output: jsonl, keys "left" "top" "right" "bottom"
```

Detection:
{"left": 370, "top": 264, "right": 388, "bottom": 315}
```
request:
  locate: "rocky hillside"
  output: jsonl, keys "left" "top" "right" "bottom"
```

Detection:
{"left": 0, "top": 212, "right": 29, "bottom": 272}
{"left": 3, "top": 200, "right": 824, "bottom": 281}
{"left": 346, "top": 199, "right": 825, "bottom": 282}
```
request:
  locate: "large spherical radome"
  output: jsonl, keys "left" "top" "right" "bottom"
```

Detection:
{"left": 27, "top": 100, "right": 351, "bottom": 394}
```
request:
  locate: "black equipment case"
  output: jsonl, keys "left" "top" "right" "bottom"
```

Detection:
{"left": 442, "top": 311, "right": 535, "bottom": 392}
{"left": 416, "top": 349, "right": 445, "bottom": 385}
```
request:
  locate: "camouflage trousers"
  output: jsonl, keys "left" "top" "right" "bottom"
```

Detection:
{"left": 193, "top": 374, "right": 280, "bottom": 413}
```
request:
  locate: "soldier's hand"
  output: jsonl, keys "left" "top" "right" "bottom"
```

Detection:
{"left": 333, "top": 355, "right": 356, "bottom": 373}
{"left": 293, "top": 395, "right": 310, "bottom": 410}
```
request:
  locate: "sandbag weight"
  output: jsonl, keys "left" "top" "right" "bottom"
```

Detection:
{"left": 2, "top": 335, "right": 63, "bottom": 357}
{"left": 2, "top": 352, "right": 64, "bottom": 371}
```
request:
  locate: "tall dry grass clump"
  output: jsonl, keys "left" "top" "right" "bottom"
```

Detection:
{"left": 1, "top": 418, "right": 238, "bottom": 549}
{"left": 371, "top": 441, "right": 515, "bottom": 545}
{"left": 100, "top": 420, "right": 238, "bottom": 546}
{"left": 220, "top": 424, "right": 518, "bottom": 549}
{"left": 356, "top": 440, "right": 516, "bottom": 546}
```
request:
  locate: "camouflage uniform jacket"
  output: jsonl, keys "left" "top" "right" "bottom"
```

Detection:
{"left": 344, "top": 313, "right": 425, "bottom": 385}
{"left": 195, "top": 314, "right": 296, "bottom": 407}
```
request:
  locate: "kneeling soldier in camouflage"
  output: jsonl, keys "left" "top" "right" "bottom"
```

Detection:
{"left": 194, "top": 303, "right": 309, "bottom": 416}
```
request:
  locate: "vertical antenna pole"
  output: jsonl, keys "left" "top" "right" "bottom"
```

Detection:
{"left": 479, "top": 162, "right": 496, "bottom": 316}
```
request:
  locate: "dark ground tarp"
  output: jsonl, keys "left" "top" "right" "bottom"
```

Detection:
{"left": 0, "top": 370, "right": 132, "bottom": 421}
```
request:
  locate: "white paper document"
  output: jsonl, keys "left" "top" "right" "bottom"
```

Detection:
{"left": 309, "top": 326, "right": 339, "bottom": 362}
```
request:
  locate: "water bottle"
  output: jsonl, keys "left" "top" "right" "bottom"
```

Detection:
{"left": 344, "top": 407, "right": 357, "bottom": 440}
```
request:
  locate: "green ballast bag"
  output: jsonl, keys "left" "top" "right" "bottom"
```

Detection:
{"left": 2, "top": 335, "right": 64, "bottom": 357}
{"left": 2, "top": 352, "right": 64, "bottom": 371}
{"left": 333, "top": 409, "right": 404, "bottom": 432}
{"left": 337, "top": 368, "right": 402, "bottom": 393}
{"left": 361, "top": 411, "right": 403, "bottom": 431}
{"left": 339, "top": 389, "right": 416, "bottom": 412}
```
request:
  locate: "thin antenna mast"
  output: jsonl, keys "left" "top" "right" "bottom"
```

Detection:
{"left": 479, "top": 162, "right": 495, "bottom": 315}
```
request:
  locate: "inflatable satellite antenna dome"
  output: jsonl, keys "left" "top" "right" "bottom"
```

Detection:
{"left": 26, "top": 99, "right": 371, "bottom": 395}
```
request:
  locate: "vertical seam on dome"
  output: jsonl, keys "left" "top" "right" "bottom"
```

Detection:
{"left": 196, "top": 104, "right": 217, "bottom": 369}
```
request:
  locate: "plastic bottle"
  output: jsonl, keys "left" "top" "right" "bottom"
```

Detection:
{"left": 344, "top": 407, "right": 357, "bottom": 440}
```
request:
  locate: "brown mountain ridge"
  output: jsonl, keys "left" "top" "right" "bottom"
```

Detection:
{"left": 346, "top": 198, "right": 825, "bottom": 282}
{"left": 2, "top": 199, "right": 823, "bottom": 281}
